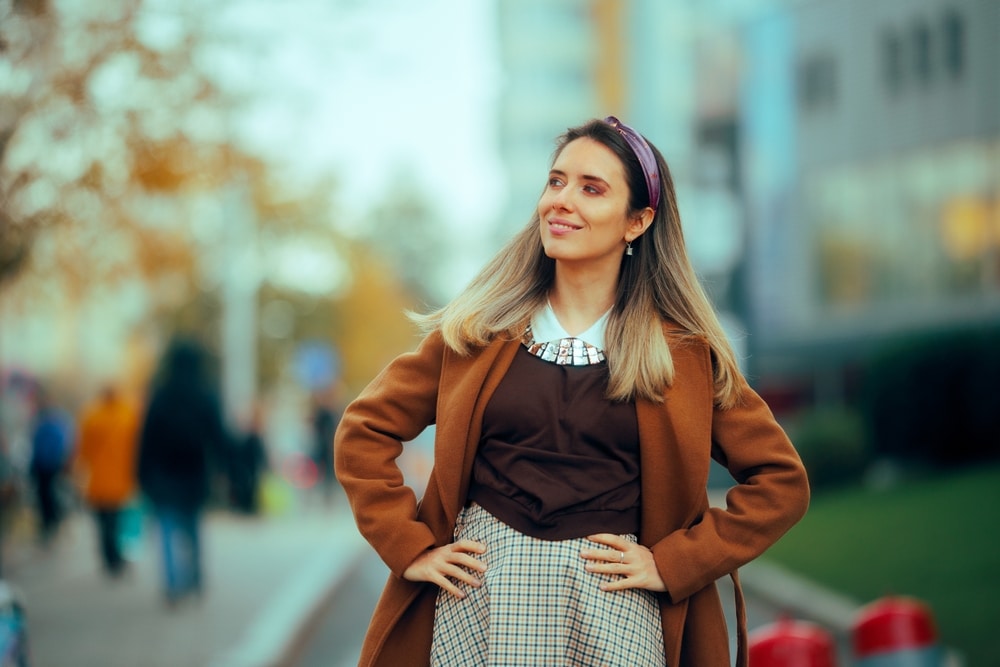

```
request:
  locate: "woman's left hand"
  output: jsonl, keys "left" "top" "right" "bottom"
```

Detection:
{"left": 581, "top": 534, "right": 667, "bottom": 593}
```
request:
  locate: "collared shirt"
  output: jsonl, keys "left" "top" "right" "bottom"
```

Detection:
{"left": 529, "top": 301, "right": 610, "bottom": 351}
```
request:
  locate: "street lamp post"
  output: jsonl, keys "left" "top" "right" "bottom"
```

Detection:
{"left": 219, "top": 180, "right": 259, "bottom": 433}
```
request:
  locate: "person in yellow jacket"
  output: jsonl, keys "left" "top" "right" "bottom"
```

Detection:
{"left": 74, "top": 383, "right": 140, "bottom": 577}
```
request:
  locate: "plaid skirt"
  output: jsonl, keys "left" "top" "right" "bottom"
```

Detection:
{"left": 430, "top": 503, "right": 666, "bottom": 666}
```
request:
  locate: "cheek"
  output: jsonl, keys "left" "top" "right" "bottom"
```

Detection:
{"left": 537, "top": 191, "right": 553, "bottom": 213}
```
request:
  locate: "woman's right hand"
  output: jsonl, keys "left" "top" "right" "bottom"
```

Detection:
{"left": 402, "top": 539, "right": 487, "bottom": 599}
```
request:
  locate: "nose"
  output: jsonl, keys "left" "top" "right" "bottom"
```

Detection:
{"left": 550, "top": 186, "right": 572, "bottom": 211}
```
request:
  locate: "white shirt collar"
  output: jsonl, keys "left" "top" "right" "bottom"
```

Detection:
{"left": 530, "top": 301, "right": 610, "bottom": 350}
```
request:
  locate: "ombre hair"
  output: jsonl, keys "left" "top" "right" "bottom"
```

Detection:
{"left": 411, "top": 118, "right": 743, "bottom": 408}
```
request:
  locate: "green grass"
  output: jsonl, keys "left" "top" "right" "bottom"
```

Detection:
{"left": 761, "top": 463, "right": 1000, "bottom": 666}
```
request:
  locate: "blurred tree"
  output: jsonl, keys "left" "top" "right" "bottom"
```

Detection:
{"left": 0, "top": 0, "right": 256, "bottom": 304}
{"left": 786, "top": 405, "right": 869, "bottom": 491}
{"left": 364, "top": 166, "right": 451, "bottom": 308}
{"left": 0, "top": 205, "right": 31, "bottom": 292}
{"left": 0, "top": 0, "right": 438, "bottom": 406}
{"left": 0, "top": 0, "right": 43, "bottom": 291}
{"left": 330, "top": 244, "right": 422, "bottom": 394}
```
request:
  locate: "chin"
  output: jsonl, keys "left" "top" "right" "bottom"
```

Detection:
{"left": 541, "top": 247, "right": 570, "bottom": 261}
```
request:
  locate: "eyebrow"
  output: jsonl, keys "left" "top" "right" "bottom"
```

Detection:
{"left": 549, "top": 169, "right": 611, "bottom": 188}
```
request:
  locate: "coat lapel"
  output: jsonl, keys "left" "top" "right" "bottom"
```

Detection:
{"left": 433, "top": 337, "right": 521, "bottom": 528}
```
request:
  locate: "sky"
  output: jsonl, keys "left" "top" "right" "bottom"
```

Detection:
{"left": 212, "top": 0, "right": 505, "bottom": 230}
{"left": 80, "top": 0, "right": 507, "bottom": 297}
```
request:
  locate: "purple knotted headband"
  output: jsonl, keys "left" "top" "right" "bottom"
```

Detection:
{"left": 603, "top": 116, "right": 660, "bottom": 212}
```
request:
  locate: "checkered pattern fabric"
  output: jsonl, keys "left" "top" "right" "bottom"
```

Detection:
{"left": 430, "top": 503, "right": 666, "bottom": 666}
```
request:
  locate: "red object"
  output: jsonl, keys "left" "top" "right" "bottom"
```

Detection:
{"left": 281, "top": 452, "right": 319, "bottom": 490}
{"left": 749, "top": 617, "right": 838, "bottom": 667}
{"left": 852, "top": 597, "right": 937, "bottom": 655}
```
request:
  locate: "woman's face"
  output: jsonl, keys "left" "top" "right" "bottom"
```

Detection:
{"left": 537, "top": 137, "right": 647, "bottom": 269}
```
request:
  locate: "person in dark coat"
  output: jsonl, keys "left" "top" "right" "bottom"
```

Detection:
{"left": 228, "top": 401, "right": 268, "bottom": 515}
{"left": 309, "top": 391, "right": 340, "bottom": 506}
{"left": 137, "top": 339, "right": 226, "bottom": 607}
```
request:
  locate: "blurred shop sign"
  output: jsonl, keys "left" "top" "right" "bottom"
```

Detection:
{"left": 294, "top": 341, "right": 340, "bottom": 390}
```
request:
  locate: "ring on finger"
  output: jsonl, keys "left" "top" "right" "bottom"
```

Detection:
{"left": 619, "top": 551, "right": 625, "bottom": 564}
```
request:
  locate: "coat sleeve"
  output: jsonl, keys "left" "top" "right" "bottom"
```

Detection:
{"left": 653, "top": 338, "right": 811, "bottom": 603}
{"left": 334, "top": 330, "right": 445, "bottom": 575}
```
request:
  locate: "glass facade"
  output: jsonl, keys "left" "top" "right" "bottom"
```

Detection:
{"left": 806, "top": 139, "right": 1000, "bottom": 312}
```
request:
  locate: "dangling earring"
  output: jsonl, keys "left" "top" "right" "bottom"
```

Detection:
{"left": 625, "top": 241, "right": 634, "bottom": 256}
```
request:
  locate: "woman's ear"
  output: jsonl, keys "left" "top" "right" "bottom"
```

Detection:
{"left": 625, "top": 207, "right": 655, "bottom": 243}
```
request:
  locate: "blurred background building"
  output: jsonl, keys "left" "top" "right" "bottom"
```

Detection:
{"left": 741, "top": 0, "right": 1000, "bottom": 410}
{"left": 1, "top": 0, "right": 997, "bottom": 444}
{"left": 494, "top": 0, "right": 999, "bottom": 414}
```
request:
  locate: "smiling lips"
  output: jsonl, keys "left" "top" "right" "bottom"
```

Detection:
{"left": 547, "top": 218, "right": 582, "bottom": 235}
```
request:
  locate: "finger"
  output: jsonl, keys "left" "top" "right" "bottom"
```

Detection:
{"left": 437, "top": 543, "right": 486, "bottom": 571}
{"left": 434, "top": 574, "right": 469, "bottom": 599}
{"left": 442, "top": 562, "right": 483, "bottom": 588}
{"left": 584, "top": 556, "right": 628, "bottom": 577}
{"left": 580, "top": 546, "right": 627, "bottom": 564}
{"left": 586, "top": 533, "right": 628, "bottom": 550}
{"left": 453, "top": 539, "right": 487, "bottom": 554}
{"left": 452, "top": 552, "right": 487, "bottom": 573}
{"left": 579, "top": 548, "right": 619, "bottom": 563}
{"left": 599, "top": 576, "right": 631, "bottom": 592}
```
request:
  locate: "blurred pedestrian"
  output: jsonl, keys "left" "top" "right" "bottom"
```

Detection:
{"left": 137, "top": 339, "right": 227, "bottom": 608}
{"left": 73, "top": 382, "right": 140, "bottom": 578}
{"left": 0, "top": 430, "right": 19, "bottom": 577}
{"left": 335, "top": 117, "right": 810, "bottom": 666}
{"left": 28, "top": 385, "right": 73, "bottom": 547}
{"left": 228, "top": 401, "right": 268, "bottom": 515}
{"left": 309, "top": 390, "right": 340, "bottom": 506}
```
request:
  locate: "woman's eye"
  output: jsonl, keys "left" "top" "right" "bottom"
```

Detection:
{"left": 583, "top": 185, "right": 600, "bottom": 194}
{"left": 548, "top": 177, "right": 564, "bottom": 188}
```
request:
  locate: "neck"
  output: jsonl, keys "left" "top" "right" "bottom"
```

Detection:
{"left": 548, "top": 263, "right": 617, "bottom": 336}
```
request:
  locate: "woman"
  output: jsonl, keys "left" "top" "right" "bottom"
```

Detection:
{"left": 138, "top": 339, "right": 226, "bottom": 607}
{"left": 334, "top": 117, "right": 809, "bottom": 666}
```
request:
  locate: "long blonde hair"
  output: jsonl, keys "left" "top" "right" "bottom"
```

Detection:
{"left": 411, "top": 119, "right": 743, "bottom": 408}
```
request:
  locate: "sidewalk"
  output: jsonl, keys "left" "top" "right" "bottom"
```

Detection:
{"left": 1, "top": 499, "right": 368, "bottom": 667}
{"left": 5, "top": 491, "right": 943, "bottom": 667}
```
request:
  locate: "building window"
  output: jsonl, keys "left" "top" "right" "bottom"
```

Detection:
{"left": 942, "top": 9, "right": 965, "bottom": 79}
{"left": 913, "top": 20, "right": 933, "bottom": 84}
{"left": 798, "top": 54, "right": 837, "bottom": 112}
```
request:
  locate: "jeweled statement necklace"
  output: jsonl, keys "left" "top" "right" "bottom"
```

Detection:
{"left": 521, "top": 327, "right": 606, "bottom": 366}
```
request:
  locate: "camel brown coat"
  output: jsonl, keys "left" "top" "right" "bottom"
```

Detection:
{"left": 334, "top": 327, "right": 809, "bottom": 667}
